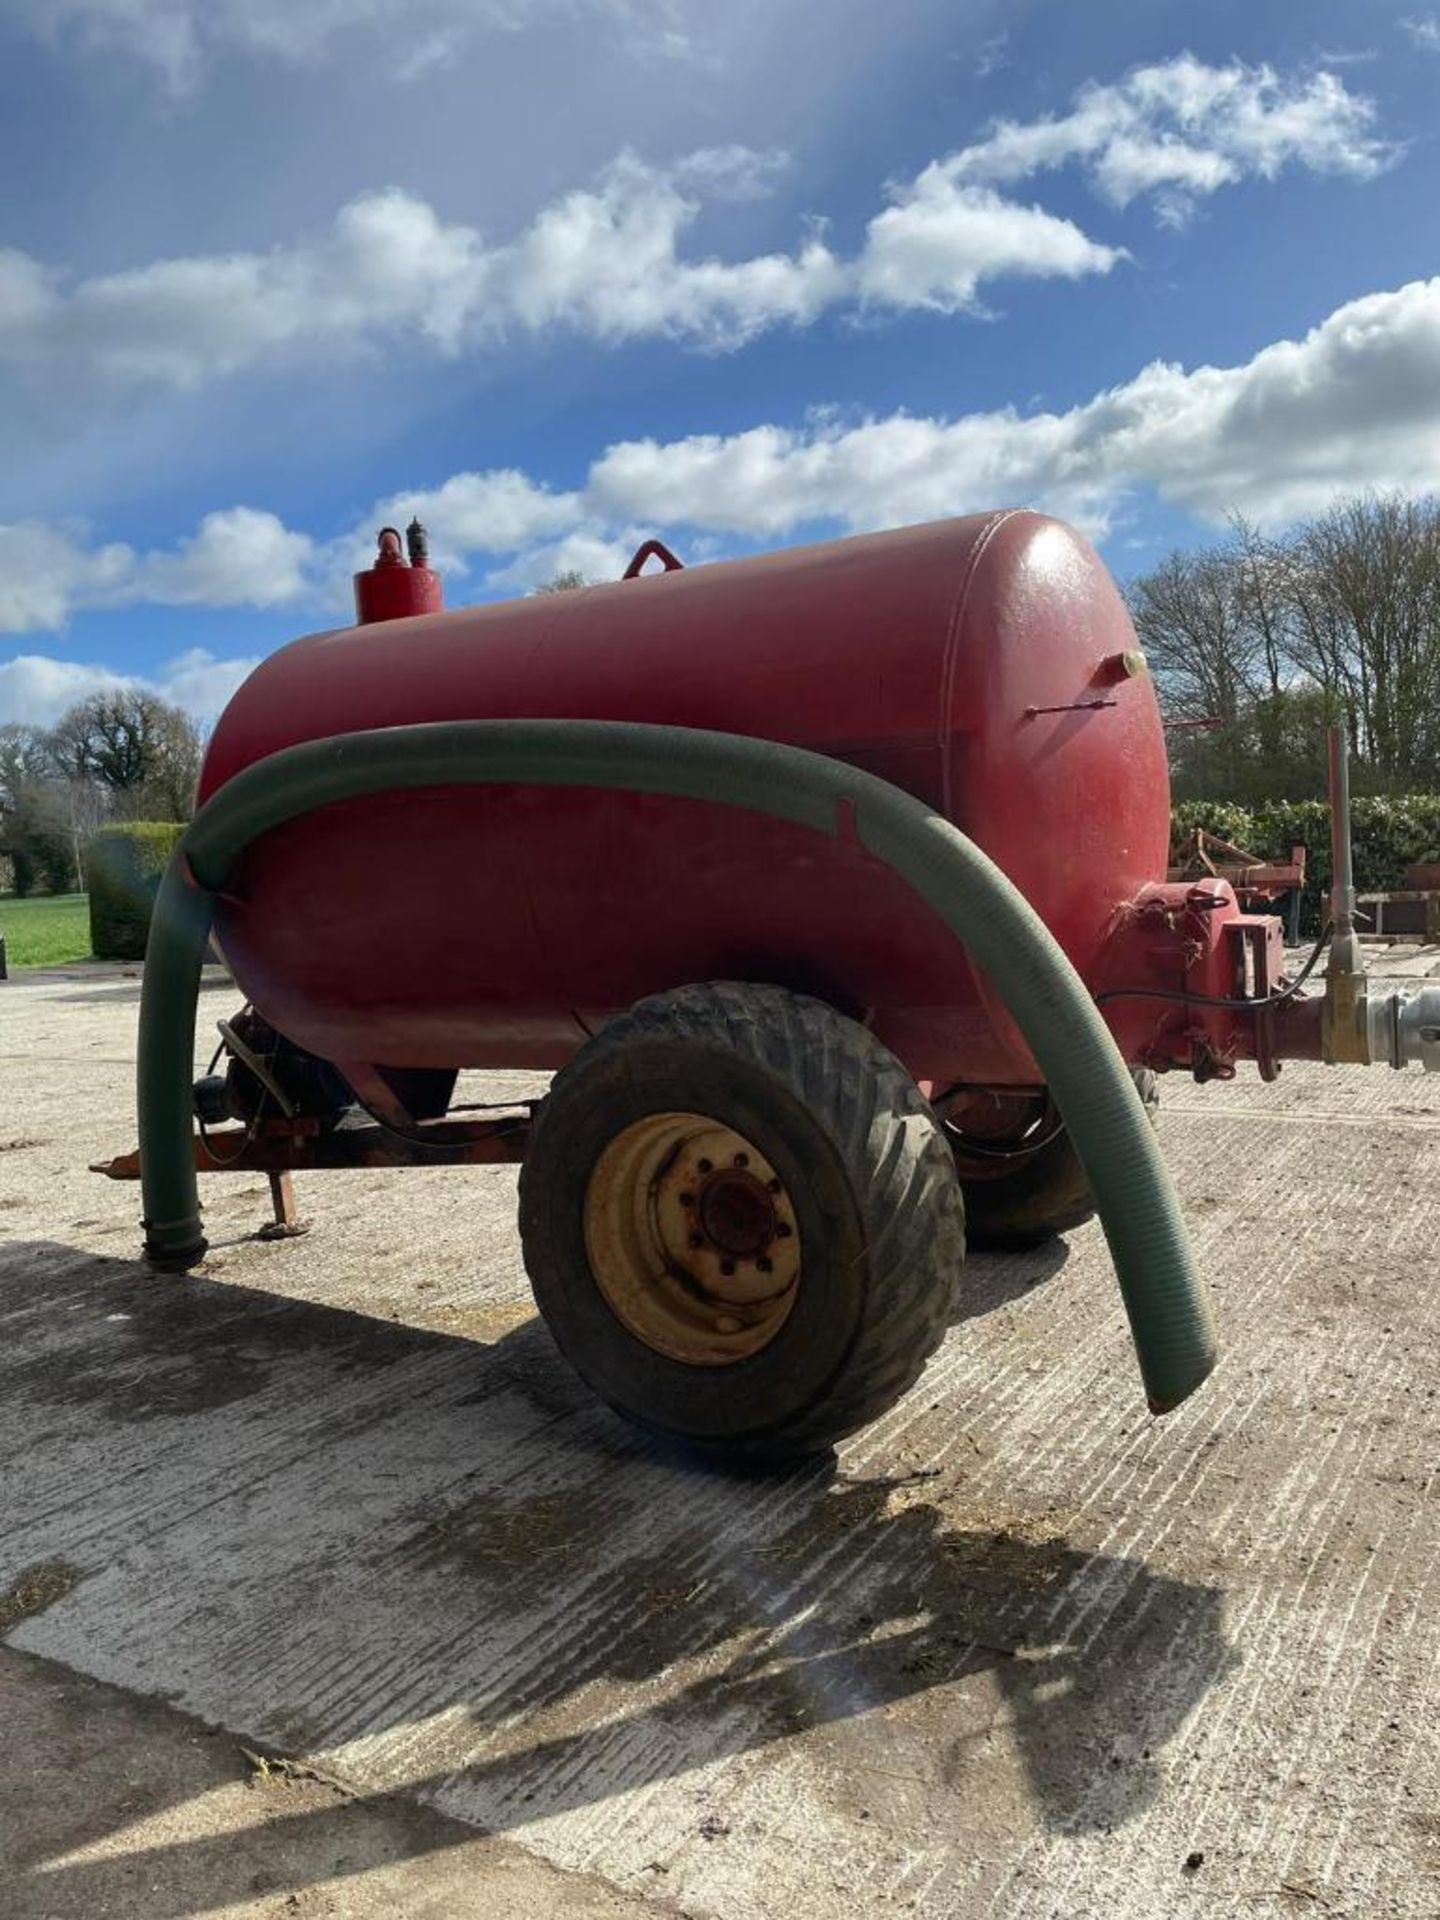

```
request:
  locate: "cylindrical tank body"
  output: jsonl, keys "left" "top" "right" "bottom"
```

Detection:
{"left": 200, "top": 510, "right": 1169, "bottom": 1087}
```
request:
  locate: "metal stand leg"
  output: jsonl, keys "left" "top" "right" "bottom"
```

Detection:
{"left": 257, "top": 1170, "right": 309, "bottom": 1241}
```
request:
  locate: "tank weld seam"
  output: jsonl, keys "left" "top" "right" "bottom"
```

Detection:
{"left": 936, "top": 507, "right": 1023, "bottom": 820}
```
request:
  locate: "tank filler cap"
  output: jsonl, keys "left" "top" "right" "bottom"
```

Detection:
{"left": 353, "top": 522, "right": 444, "bottom": 623}
{"left": 1101, "top": 648, "right": 1149, "bottom": 683}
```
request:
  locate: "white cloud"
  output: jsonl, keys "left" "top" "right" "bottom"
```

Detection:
{"left": 7, "top": 0, "right": 690, "bottom": 94}
{"left": 859, "top": 178, "right": 1122, "bottom": 313}
{"left": 949, "top": 54, "right": 1396, "bottom": 225}
{"left": 153, "top": 646, "right": 261, "bottom": 718}
{"left": 0, "top": 54, "right": 1395, "bottom": 406}
{"left": 0, "top": 188, "right": 490, "bottom": 392}
{"left": 595, "top": 277, "right": 1440, "bottom": 539}
{"left": 360, "top": 470, "right": 583, "bottom": 574}
{"left": 485, "top": 529, "right": 641, "bottom": 591}
{"left": 1401, "top": 15, "right": 1440, "bottom": 52}
{"left": 0, "top": 647, "right": 258, "bottom": 727}
{"left": 974, "top": 32, "right": 1008, "bottom": 82}
{"left": 0, "top": 653, "right": 133, "bottom": 727}
{"left": 333, "top": 472, "right": 630, "bottom": 599}
{"left": 668, "top": 146, "right": 793, "bottom": 202}
{"left": 0, "top": 148, "right": 1122, "bottom": 400}
{"left": 585, "top": 412, "right": 1097, "bottom": 538}
{"left": 0, "top": 524, "right": 136, "bottom": 633}
{"left": 586, "top": 277, "right": 1440, "bottom": 539}
{"left": 133, "top": 508, "right": 314, "bottom": 608}
{"left": 472, "top": 152, "right": 849, "bottom": 346}
{"left": 333, "top": 275, "right": 1440, "bottom": 576}
{"left": 9, "top": 275, "right": 1440, "bottom": 640}
{"left": 0, "top": 509, "right": 313, "bottom": 633}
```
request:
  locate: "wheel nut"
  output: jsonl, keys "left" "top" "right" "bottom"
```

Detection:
{"left": 698, "top": 1158, "right": 713, "bottom": 1174}
{"left": 774, "top": 1221, "right": 792, "bottom": 1238}
{"left": 720, "top": 1259, "right": 736, "bottom": 1277}
{"left": 680, "top": 1192, "right": 695, "bottom": 1207}
{"left": 767, "top": 1177, "right": 782, "bottom": 1194}
{"left": 756, "top": 1256, "right": 772, "bottom": 1274}
{"left": 688, "top": 1233, "right": 703, "bottom": 1250}
{"left": 733, "top": 1151, "right": 749, "bottom": 1167}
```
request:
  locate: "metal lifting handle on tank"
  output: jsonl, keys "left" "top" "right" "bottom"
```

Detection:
{"left": 622, "top": 539, "right": 685, "bottom": 579}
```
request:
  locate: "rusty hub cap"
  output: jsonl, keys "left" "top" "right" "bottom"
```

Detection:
{"left": 583, "top": 1113, "right": 801, "bottom": 1366}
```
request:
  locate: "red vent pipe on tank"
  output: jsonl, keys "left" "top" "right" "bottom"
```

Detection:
{"left": 353, "top": 520, "right": 444, "bottom": 624}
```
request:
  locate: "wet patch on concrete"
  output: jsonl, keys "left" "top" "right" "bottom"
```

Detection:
{"left": 401, "top": 1480, "right": 639, "bottom": 1580}
{"left": 0, "top": 1560, "right": 84, "bottom": 1634}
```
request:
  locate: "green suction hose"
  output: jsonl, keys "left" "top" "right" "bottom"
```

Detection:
{"left": 138, "top": 719, "right": 1216, "bottom": 1413}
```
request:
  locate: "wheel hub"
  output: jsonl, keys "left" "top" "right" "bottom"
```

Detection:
{"left": 697, "top": 1168, "right": 775, "bottom": 1258}
{"left": 584, "top": 1112, "right": 801, "bottom": 1365}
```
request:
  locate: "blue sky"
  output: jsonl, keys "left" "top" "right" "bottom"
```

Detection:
{"left": 1, "top": 0, "right": 1438, "bottom": 726}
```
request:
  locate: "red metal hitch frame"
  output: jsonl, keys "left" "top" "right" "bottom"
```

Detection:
{"left": 93, "top": 1111, "right": 532, "bottom": 1237}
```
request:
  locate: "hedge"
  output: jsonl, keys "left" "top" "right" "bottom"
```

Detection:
{"left": 86, "top": 822, "right": 185, "bottom": 961}
{"left": 1172, "top": 795, "right": 1440, "bottom": 933}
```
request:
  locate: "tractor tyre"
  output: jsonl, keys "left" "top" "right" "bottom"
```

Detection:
{"left": 518, "top": 982, "right": 966, "bottom": 1466}
{"left": 952, "top": 1069, "right": 1160, "bottom": 1250}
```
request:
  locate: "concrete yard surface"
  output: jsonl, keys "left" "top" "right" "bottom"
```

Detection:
{"left": 0, "top": 1644, "right": 661, "bottom": 1919}
{"left": 1, "top": 962, "right": 1437, "bottom": 1918}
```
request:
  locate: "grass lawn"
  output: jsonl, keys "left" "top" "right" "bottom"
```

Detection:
{"left": 0, "top": 893, "right": 92, "bottom": 970}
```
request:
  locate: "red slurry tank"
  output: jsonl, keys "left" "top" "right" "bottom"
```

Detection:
{"left": 201, "top": 510, "right": 1168, "bottom": 1087}
{"left": 115, "top": 505, "right": 1440, "bottom": 1466}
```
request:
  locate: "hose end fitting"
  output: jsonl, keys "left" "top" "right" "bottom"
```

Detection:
{"left": 143, "top": 1231, "right": 209, "bottom": 1272}
{"left": 1366, "top": 984, "right": 1440, "bottom": 1071}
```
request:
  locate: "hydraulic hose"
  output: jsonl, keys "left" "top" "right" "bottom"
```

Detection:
{"left": 138, "top": 719, "right": 1216, "bottom": 1413}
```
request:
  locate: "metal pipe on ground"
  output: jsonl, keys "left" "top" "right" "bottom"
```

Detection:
{"left": 1327, "top": 723, "right": 1362, "bottom": 981}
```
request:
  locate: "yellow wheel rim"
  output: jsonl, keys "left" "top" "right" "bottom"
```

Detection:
{"left": 584, "top": 1112, "right": 801, "bottom": 1366}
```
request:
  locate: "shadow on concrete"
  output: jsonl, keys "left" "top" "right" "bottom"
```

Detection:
{"left": 0, "top": 1643, "right": 529, "bottom": 1920}
{"left": 954, "top": 1236, "right": 1070, "bottom": 1322}
{"left": 47, "top": 970, "right": 234, "bottom": 1009}
{"left": 1, "top": 1239, "right": 1234, "bottom": 1918}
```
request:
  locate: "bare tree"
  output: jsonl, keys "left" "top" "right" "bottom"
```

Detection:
{"left": 134, "top": 702, "right": 204, "bottom": 819}
{"left": 0, "top": 724, "right": 81, "bottom": 892}
{"left": 1270, "top": 539, "right": 1359, "bottom": 727}
{"left": 1130, "top": 490, "right": 1440, "bottom": 797}
{"left": 1226, "top": 515, "right": 1291, "bottom": 699}
{"left": 46, "top": 690, "right": 202, "bottom": 819}
{"left": 1290, "top": 495, "right": 1440, "bottom": 780}
{"left": 1126, "top": 546, "right": 1262, "bottom": 725}
{"left": 0, "top": 723, "right": 53, "bottom": 804}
